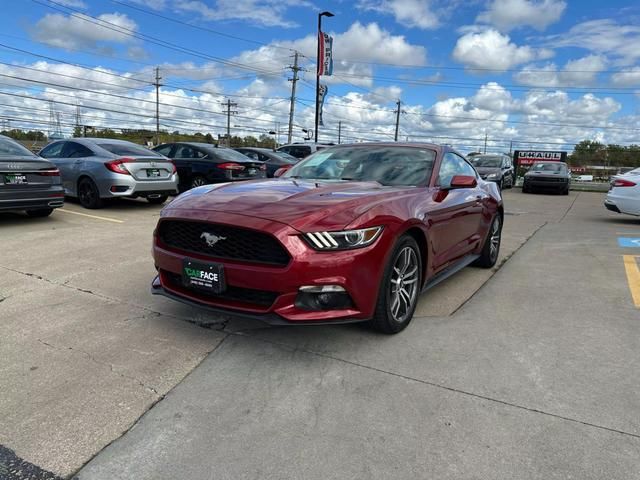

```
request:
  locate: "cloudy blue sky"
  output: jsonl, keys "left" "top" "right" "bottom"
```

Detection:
{"left": 2, "top": 0, "right": 640, "bottom": 152}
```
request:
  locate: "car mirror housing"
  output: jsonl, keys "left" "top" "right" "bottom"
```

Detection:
{"left": 449, "top": 175, "right": 477, "bottom": 189}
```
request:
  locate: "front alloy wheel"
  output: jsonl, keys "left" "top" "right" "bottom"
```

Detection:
{"left": 369, "top": 235, "right": 422, "bottom": 334}
{"left": 474, "top": 215, "right": 502, "bottom": 268}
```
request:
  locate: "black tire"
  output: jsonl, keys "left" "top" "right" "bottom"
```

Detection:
{"left": 368, "top": 236, "right": 422, "bottom": 334}
{"left": 26, "top": 208, "right": 53, "bottom": 218}
{"left": 473, "top": 214, "right": 502, "bottom": 268}
{"left": 190, "top": 175, "right": 207, "bottom": 189}
{"left": 77, "top": 177, "right": 103, "bottom": 209}
{"left": 562, "top": 187, "right": 569, "bottom": 196}
{"left": 498, "top": 178, "right": 504, "bottom": 190}
{"left": 506, "top": 175, "right": 514, "bottom": 189}
{"left": 147, "top": 194, "right": 169, "bottom": 204}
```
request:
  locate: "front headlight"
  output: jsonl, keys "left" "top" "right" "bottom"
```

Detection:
{"left": 303, "top": 226, "right": 383, "bottom": 250}
{"left": 487, "top": 173, "right": 499, "bottom": 179}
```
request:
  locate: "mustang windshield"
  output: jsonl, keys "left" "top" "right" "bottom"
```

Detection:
{"left": 283, "top": 146, "right": 436, "bottom": 186}
{"left": 530, "top": 162, "right": 565, "bottom": 172}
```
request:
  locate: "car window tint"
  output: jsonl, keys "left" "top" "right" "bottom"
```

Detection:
{"left": 241, "top": 150, "right": 260, "bottom": 160}
{"left": 97, "top": 142, "right": 161, "bottom": 157}
{"left": 0, "top": 137, "right": 36, "bottom": 157}
{"left": 63, "top": 142, "right": 93, "bottom": 158}
{"left": 173, "top": 145, "right": 196, "bottom": 158}
{"left": 154, "top": 145, "right": 173, "bottom": 156}
{"left": 39, "top": 142, "right": 64, "bottom": 159}
{"left": 281, "top": 146, "right": 311, "bottom": 159}
{"left": 438, "top": 152, "right": 476, "bottom": 188}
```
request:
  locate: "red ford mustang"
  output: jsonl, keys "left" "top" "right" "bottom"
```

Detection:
{"left": 151, "top": 143, "right": 503, "bottom": 333}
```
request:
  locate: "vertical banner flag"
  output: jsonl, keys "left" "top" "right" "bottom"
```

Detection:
{"left": 318, "top": 31, "right": 333, "bottom": 76}
{"left": 318, "top": 84, "right": 328, "bottom": 126}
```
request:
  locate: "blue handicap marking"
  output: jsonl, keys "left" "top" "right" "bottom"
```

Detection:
{"left": 618, "top": 238, "right": 640, "bottom": 248}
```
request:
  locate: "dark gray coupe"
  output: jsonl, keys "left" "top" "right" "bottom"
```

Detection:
{"left": 0, "top": 135, "right": 64, "bottom": 217}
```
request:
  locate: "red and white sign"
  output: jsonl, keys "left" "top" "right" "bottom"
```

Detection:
{"left": 515, "top": 150, "right": 567, "bottom": 166}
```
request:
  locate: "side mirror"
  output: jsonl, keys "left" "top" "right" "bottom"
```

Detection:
{"left": 449, "top": 175, "right": 477, "bottom": 189}
{"left": 274, "top": 167, "right": 288, "bottom": 178}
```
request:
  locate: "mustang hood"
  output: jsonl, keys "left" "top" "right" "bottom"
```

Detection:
{"left": 165, "top": 179, "right": 412, "bottom": 231}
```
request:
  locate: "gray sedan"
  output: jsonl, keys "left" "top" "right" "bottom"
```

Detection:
{"left": 0, "top": 135, "right": 64, "bottom": 217}
{"left": 40, "top": 138, "right": 178, "bottom": 209}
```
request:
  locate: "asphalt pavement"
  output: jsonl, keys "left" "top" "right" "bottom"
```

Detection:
{"left": 2, "top": 190, "right": 639, "bottom": 479}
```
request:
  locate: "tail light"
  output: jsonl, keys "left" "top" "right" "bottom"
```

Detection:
{"left": 105, "top": 157, "right": 135, "bottom": 175}
{"left": 612, "top": 178, "right": 636, "bottom": 187}
{"left": 38, "top": 168, "right": 60, "bottom": 176}
{"left": 169, "top": 160, "right": 177, "bottom": 174}
{"left": 217, "top": 162, "right": 245, "bottom": 171}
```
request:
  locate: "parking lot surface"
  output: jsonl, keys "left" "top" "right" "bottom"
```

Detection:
{"left": 1, "top": 190, "right": 639, "bottom": 479}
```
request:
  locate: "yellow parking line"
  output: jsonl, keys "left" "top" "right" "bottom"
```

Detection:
{"left": 623, "top": 255, "right": 640, "bottom": 308}
{"left": 57, "top": 208, "right": 124, "bottom": 224}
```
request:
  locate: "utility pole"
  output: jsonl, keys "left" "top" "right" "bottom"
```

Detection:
{"left": 75, "top": 104, "right": 82, "bottom": 136}
{"left": 394, "top": 99, "right": 401, "bottom": 142}
{"left": 287, "top": 52, "right": 301, "bottom": 144}
{"left": 509, "top": 139, "right": 513, "bottom": 155}
{"left": 222, "top": 99, "right": 238, "bottom": 147}
{"left": 483, "top": 132, "right": 488, "bottom": 154}
{"left": 338, "top": 121, "right": 342, "bottom": 144}
{"left": 154, "top": 67, "right": 162, "bottom": 146}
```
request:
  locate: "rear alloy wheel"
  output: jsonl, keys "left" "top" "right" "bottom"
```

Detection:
{"left": 26, "top": 208, "right": 53, "bottom": 218}
{"left": 77, "top": 178, "right": 103, "bottom": 209}
{"left": 147, "top": 194, "right": 168, "bottom": 204}
{"left": 498, "top": 178, "right": 504, "bottom": 190}
{"left": 474, "top": 215, "right": 502, "bottom": 268}
{"left": 190, "top": 175, "right": 207, "bottom": 189}
{"left": 369, "top": 236, "right": 422, "bottom": 334}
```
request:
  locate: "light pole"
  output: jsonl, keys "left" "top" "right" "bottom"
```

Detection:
{"left": 315, "top": 10, "right": 334, "bottom": 145}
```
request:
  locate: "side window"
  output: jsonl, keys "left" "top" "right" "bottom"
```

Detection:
{"left": 193, "top": 149, "right": 207, "bottom": 159}
{"left": 438, "top": 153, "right": 476, "bottom": 188}
{"left": 154, "top": 145, "right": 173, "bottom": 157}
{"left": 258, "top": 153, "right": 271, "bottom": 162}
{"left": 242, "top": 151, "right": 260, "bottom": 160}
{"left": 63, "top": 142, "right": 93, "bottom": 158}
{"left": 40, "top": 142, "right": 64, "bottom": 158}
{"left": 174, "top": 145, "right": 195, "bottom": 158}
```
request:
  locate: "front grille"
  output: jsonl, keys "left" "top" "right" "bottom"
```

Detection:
{"left": 158, "top": 220, "right": 290, "bottom": 266}
{"left": 162, "top": 271, "right": 279, "bottom": 307}
{"left": 531, "top": 176, "right": 564, "bottom": 183}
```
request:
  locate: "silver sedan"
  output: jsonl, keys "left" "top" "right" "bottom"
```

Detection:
{"left": 39, "top": 138, "right": 178, "bottom": 209}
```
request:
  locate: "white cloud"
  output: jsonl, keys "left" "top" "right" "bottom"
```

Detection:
{"left": 172, "top": 0, "right": 312, "bottom": 28}
{"left": 357, "top": 0, "right": 440, "bottom": 30}
{"left": 453, "top": 29, "right": 554, "bottom": 70}
{"left": 477, "top": 0, "right": 566, "bottom": 32}
{"left": 611, "top": 67, "right": 640, "bottom": 87}
{"left": 32, "top": 12, "right": 137, "bottom": 50}
{"left": 514, "top": 55, "right": 608, "bottom": 87}
{"left": 231, "top": 22, "right": 427, "bottom": 88}
{"left": 547, "top": 20, "right": 640, "bottom": 65}
{"left": 55, "top": 0, "right": 88, "bottom": 8}
{"left": 127, "top": 0, "right": 167, "bottom": 9}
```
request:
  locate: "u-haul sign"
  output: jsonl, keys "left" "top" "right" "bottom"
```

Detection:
{"left": 514, "top": 150, "right": 567, "bottom": 166}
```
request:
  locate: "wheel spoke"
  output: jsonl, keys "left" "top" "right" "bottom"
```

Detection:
{"left": 391, "top": 294, "right": 400, "bottom": 317}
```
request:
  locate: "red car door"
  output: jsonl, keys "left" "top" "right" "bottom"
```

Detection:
{"left": 426, "top": 152, "right": 484, "bottom": 272}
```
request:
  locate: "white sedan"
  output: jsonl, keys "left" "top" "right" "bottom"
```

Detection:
{"left": 605, "top": 168, "right": 640, "bottom": 216}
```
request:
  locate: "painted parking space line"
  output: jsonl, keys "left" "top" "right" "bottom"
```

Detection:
{"left": 618, "top": 237, "right": 640, "bottom": 248}
{"left": 623, "top": 256, "right": 640, "bottom": 308}
{"left": 57, "top": 208, "right": 124, "bottom": 224}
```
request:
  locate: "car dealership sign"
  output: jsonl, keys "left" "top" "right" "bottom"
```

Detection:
{"left": 514, "top": 150, "right": 567, "bottom": 166}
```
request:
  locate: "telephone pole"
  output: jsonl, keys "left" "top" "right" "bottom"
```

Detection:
{"left": 75, "top": 104, "right": 82, "bottom": 136}
{"left": 287, "top": 52, "right": 301, "bottom": 144}
{"left": 394, "top": 99, "right": 401, "bottom": 142}
{"left": 154, "top": 67, "right": 162, "bottom": 145}
{"left": 338, "top": 121, "right": 342, "bottom": 144}
{"left": 222, "top": 99, "right": 238, "bottom": 146}
{"left": 483, "top": 132, "right": 488, "bottom": 154}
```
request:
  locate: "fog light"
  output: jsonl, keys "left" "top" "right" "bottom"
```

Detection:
{"left": 110, "top": 185, "right": 128, "bottom": 193}
{"left": 295, "top": 285, "right": 353, "bottom": 311}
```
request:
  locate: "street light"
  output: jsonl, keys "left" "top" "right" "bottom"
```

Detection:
{"left": 315, "top": 10, "right": 334, "bottom": 145}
